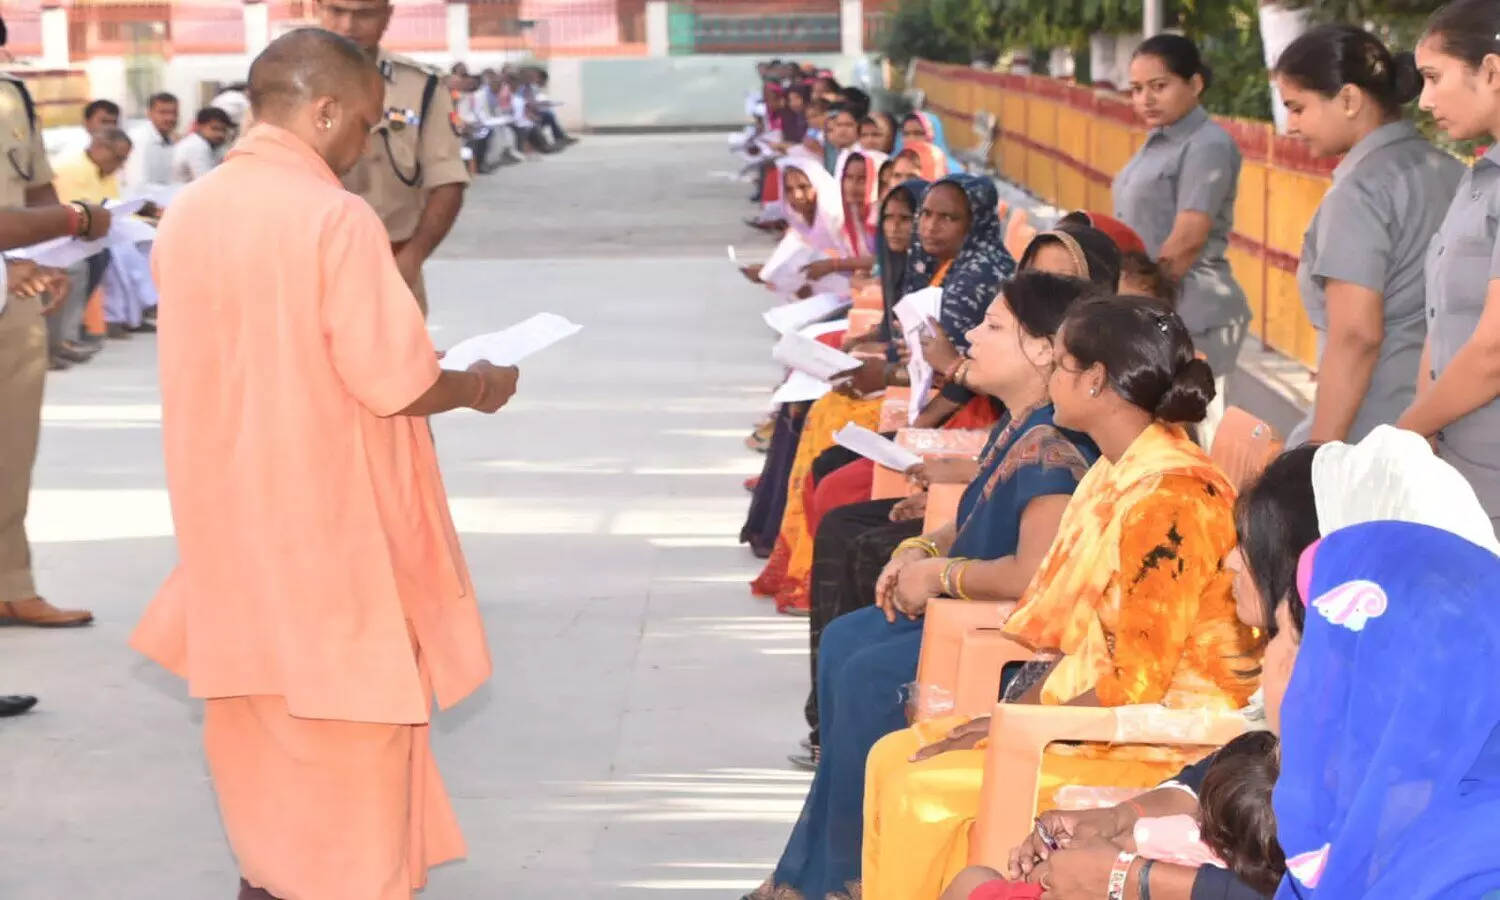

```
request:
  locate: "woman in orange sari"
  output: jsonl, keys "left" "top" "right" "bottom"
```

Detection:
{"left": 858, "top": 295, "right": 1258, "bottom": 900}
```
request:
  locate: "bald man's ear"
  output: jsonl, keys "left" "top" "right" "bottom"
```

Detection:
{"left": 311, "top": 94, "right": 339, "bottom": 132}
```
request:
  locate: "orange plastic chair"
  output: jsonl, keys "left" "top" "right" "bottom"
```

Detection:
{"left": 851, "top": 281, "right": 885, "bottom": 311}
{"left": 914, "top": 599, "right": 1030, "bottom": 721}
{"left": 969, "top": 705, "right": 1248, "bottom": 866}
{"left": 1210, "top": 406, "right": 1284, "bottom": 490}
{"left": 872, "top": 428, "right": 989, "bottom": 500}
{"left": 923, "top": 482, "right": 965, "bottom": 533}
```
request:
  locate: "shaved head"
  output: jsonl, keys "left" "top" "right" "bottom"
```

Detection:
{"left": 248, "top": 27, "right": 377, "bottom": 123}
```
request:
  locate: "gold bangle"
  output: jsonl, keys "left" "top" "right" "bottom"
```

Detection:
{"left": 895, "top": 537, "right": 939, "bottom": 559}
{"left": 940, "top": 557, "right": 968, "bottom": 597}
{"left": 954, "top": 560, "right": 974, "bottom": 601}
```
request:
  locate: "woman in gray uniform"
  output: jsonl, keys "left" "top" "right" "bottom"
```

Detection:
{"left": 1399, "top": 0, "right": 1500, "bottom": 525}
{"left": 1275, "top": 24, "right": 1464, "bottom": 446}
{"left": 1113, "top": 34, "right": 1246, "bottom": 444}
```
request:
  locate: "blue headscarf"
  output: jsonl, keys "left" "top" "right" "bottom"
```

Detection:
{"left": 876, "top": 177, "right": 930, "bottom": 344}
{"left": 905, "top": 111, "right": 963, "bottom": 173}
{"left": 902, "top": 173, "right": 1014, "bottom": 353}
{"left": 1274, "top": 521, "right": 1500, "bottom": 900}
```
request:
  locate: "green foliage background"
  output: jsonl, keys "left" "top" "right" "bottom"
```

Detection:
{"left": 880, "top": 0, "right": 1447, "bottom": 122}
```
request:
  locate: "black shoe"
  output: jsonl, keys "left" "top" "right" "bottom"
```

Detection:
{"left": 77, "top": 332, "right": 104, "bottom": 346}
{"left": 127, "top": 321, "right": 157, "bottom": 334}
{"left": 142, "top": 306, "right": 157, "bottom": 322}
{"left": 48, "top": 356, "right": 71, "bottom": 371}
{"left": 0, "top": 695, "right": 37, "bottom": 717}
{"left": 106, "top": 323, "right": 132, "bottom": 339}
{"left": 54, "top": 343, "right": 96, "bottom": 363}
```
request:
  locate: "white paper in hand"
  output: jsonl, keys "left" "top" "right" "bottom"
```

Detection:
{"left": 759, "top": 232, "right": 821, "bottom": 297}
{"left": 771, "top": 370, "right": 833, "bottom": 405}
{"left": 440, "top": 313, "right": 583, "bottom": 371}
{"left": 893, "top": 287, "right": 944, "bottom": 424}
{"left": 763, "top": 292, "right": 852, "bottom": 335}
{"left": 800, "top": 318, "right": 849, "bottom": 340}
{"left": 771, "top": 331, "right": 862, "bottom": 381}
{"left": 834, "top": 423, "right": 923, "bottom": 472}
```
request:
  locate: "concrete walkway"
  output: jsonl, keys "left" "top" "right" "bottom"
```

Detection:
{"left": 2, "top": 134, "right": 808, "bottom": 900}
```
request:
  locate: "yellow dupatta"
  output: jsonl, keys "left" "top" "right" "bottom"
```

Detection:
{"left": 1001, "top": 422, "right": 1236, "bottom": 704}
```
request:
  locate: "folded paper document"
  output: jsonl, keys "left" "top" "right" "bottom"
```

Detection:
{"left": 440, "top": 313, "right": 583, "bottom": 371}
{"left": 833, "top": 423, "right": 922, "bottom": 473}
{"left": 771, "top": 331, "right": 862, "bottom": 382}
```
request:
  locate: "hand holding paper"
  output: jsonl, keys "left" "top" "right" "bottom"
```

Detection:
{"left": 771, "top": 331, "right": 862, "bottom": 382}
{"left": 440, "top": 312, "right": 583, "bottom": 371}
{"left": 833, "top": 423, "right": 923, "bottom": 473}
{"left": 894, "top": 287, "right": 944, "bottom": 424}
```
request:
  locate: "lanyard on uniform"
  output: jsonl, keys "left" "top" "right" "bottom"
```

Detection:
{"left": 382, "top": 129, "right": 421, "bottom": 188}
{"left": 6, "top": 146, "right": 32, "bottom": 182}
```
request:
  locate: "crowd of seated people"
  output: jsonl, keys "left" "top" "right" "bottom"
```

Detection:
{"left": 41, "top": 93, "right": 236, "bottom": 372}
{"left": 725, "top": 8, "right": 1500, "bottom": 896}
{"left": 449, "top": 62, "right": 577, "bottom": 172}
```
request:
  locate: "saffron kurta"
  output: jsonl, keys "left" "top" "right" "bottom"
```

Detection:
{"left": 131, "top": 124, "right": 491, "bottom": 899}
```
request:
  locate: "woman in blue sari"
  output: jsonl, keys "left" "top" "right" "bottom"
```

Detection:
{"left": 1274, "top": 521, "right": 1500, "bottom": 900}
{"left": 749, "top": 271, "right": 1102, "bottom": 900}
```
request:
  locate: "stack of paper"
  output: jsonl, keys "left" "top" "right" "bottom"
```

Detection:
{"left": 893, "top": 287, "right": 944, "bottom": 424}
{"left": 763, "top": 292, "right": 852, "bottom": 335}
{"left": 833, "top": 423, "right": 923, "bottom": 473}
{"left": 439, "top": 312, "right": 583, "bottom": 371}
{"left": 771, "top": 331, "right": 862, "bottom": 382}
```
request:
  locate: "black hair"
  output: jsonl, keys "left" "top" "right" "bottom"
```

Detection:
{"left": 1119, "top": 251, "right": 1178, "bottom": 306}
{"left": 842, "top": 86, "right": 871, "bottom": 119}
{"left": 1233, "top": 445, "right": 1318, "bottom": 641}
{"left": 0, "top": 14, "right": 8, "bottom": 48}
{"left": 1059, "top": 295, "right": 1215, "bottom": 424}
{"left": 1003, "top": 271, "right": 1098, "bottom": 341}
{"left": 1198, "top": 731, "right": 1286, "bottom": 896}
{"left": 147, "top": 92, "right": 178, "bottom": 108}
{"left": 827, "top": 103, "right": 857, "bottom": 122}
{"left": 1423, "top": 0, "right": 1500, "bottom": 69}
{"left": 84, "top": 99, "right": 121, "bottom": 122}
{"left": 1274, "top": 24, "right": 1420, "bottom": 117}
{"left": 196, "top": 106, "right": 233, "bottom": 128}
{"left": 1134, "top": 33, "right": 1213, "bottom": 91}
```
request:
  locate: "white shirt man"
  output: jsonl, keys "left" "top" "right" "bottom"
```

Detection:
{"left": 171, "top": 107, "right": 232, "bottom": 184}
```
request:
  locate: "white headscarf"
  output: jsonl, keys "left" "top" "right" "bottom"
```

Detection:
{"left": 1312, "top": 425, "right": 1500, "bottom": 553}
{"left": 774, "top": 156, "right": 846, "bottom": 255}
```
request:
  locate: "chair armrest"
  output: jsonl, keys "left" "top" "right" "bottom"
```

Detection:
{"left": 953, "top": 629, "right": 1030, "bottom": 717}
{"left": 914, "top": 599, "right": 1012, "bottom": 718}
{"left": 969, "top": 705, "right": 1248, "bottom": 867}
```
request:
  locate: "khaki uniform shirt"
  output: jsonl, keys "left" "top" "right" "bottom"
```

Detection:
{"left": 0, "top": 75, "right": 54, "bottom": 207}
{"left": 340, "top": 49, "right": 469, "bottom": 245}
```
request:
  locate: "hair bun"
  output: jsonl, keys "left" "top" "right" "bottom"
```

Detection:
{"left": 1390, "top": 51, "right": 1421, "bottom": 105}
{"left": 1154, "top": 357, "right": 1216, "bottom": 424}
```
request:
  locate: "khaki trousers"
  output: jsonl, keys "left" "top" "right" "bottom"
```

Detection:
{"left": 0, "top": 294, "right": 47, "bottom": 602}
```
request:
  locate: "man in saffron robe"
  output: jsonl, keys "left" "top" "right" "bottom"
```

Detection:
{"left": 130, "top": 28, "right": 518, "bottom": 900}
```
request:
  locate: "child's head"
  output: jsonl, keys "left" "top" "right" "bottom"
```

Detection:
{"left": 1119, "top": 251, "right": 1177, "bottom": 305}
{"left": 1198, "top": 731, "right": 1285, "bottom": 895}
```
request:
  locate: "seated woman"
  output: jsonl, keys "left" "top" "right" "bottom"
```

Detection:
{"left": 902, "top": 111, "right": 963, "bottom": 172}
{"left": 970, "top": 426, "right": 1499, "bottom": 900}
{"left": 752, "top": 174, "right": 1013, "bottom": 615}
{"left": 742, "top": 175, "right": 926, "bottom": 557}
{"left": 799, "top": 221, "right": 1132, "bottom": 759}
{"left": 803, "top": 149, "right": 888, "bottom": 284}
{"left": 895, "top": 139, "right": 950, "bottom": 182}
{"left": 861, "top": 111, "right": 898, "bottom": 155}
{"left": 859, "top": 296, "right": 1259, "bottom": 900}
{"left": 749, "top": 271, "right": 1102, "bottom": 900}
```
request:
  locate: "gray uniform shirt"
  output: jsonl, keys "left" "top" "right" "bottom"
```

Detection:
{"left": 1289, "top": 122, "right": 1464, "bottom": 447}
{"left": 1426, "top": 144, "right": 1500, "bottom": 522}
{"left": 1113, "top": 105, "right": 1249, "bottom": 334}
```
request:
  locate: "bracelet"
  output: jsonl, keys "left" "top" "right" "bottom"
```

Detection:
{"left": 63, "top": 203, "right": 81, "bottom": 237}
{"left": 956, "top": 359, "right": 971, "bottom": 388}
{"left": 1139, "top": 859, "right": 1154, "bottom": 900}
{"left": 1106, "top": 851, "right": 1137, "bottom": 900}
{"left": 939, "top": 558, "right": 968, "bottom": 598}
{"left": 941, "top": 355, "right": 965, "bottom": 381}
{"left": 69, "top": 201, "right": 91, "bottom": 237}
{"left": 471, "top": 371, "right": 488, "bottom": 409}
{"left": 953, "top": 560, "right": 974, "bottom": 600}
{"left": 895, "top": 536, "right": 940, "bottom": 559}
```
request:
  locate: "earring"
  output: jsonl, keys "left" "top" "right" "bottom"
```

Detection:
{"left": 320, "top": 119, "right": 332, "bottom": 130}
{"left": 1089, "top": 385, "right": 1100, "bottom": 397}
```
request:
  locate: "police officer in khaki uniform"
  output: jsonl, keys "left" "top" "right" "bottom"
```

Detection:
{"left": 317, "top": 0, "right": 469, "bottom": 317}
{"left": 0, "top": 48, "right": 113, "bottom": 644}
